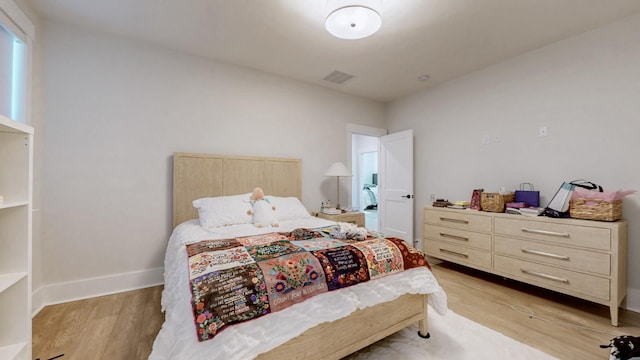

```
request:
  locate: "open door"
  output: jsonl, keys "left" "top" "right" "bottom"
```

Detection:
{"left": 378, "top": 129, "right": 414, "bottom": 245}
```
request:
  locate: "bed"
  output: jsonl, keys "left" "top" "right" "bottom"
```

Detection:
{"left": 150, "top": 153, "right": 447, "bottom": 360}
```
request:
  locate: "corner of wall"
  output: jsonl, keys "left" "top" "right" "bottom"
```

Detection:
{"left": 625, "top": 287, "right": 640, "bottom": 313}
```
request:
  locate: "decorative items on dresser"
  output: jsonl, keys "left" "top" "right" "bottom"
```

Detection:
{"left": 423, "top": 206, "right": 627, "bottom": 326}
{"left": 0, "top": 115, "right": 33, "bottom": 359}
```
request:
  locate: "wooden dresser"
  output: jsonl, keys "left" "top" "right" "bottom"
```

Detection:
{"left": 423, "top": 206, "right": 627, "bottom": 326}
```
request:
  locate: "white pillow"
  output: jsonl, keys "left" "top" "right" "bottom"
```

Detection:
{"left": 267, "top": 196, "right": 311, "bottom": 221}
{"left": 192, "top": 193, "right": 252, "bottom": 228}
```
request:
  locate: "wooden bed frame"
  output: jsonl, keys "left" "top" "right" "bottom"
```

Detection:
{"left": 172, "top": 152, "right": 430, "bottom": 359}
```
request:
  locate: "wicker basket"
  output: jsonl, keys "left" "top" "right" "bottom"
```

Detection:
{"left": 569, "top": 198, "right": 622, "bottom": 221}
{"left": 481, "top": 192, "right": 515, "bottom": 213}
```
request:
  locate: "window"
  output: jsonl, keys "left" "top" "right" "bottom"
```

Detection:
{"left": 0, "top": 0, "right": 34, "bottom": 123}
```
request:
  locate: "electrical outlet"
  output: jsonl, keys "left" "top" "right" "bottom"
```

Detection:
{"left": 482, "top": 135, "right": 490, "bottom": 145}
{"left": 539, "top": 126, "right": 548, "bottom": 137}
{"left": 493, "top": 135, "right": 501, "bottom": 143}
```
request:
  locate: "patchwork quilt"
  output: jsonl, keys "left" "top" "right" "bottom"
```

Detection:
{"left": 186, "top": 226, "right": 430, "bottom": 342}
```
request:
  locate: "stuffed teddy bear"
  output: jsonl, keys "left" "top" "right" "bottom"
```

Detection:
{"left": 247, "top": 187, "right": 279, "bottom": 228}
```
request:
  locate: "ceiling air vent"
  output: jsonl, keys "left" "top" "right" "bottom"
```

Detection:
{"left": 323, "top": 70, "right": 354, "bottom": 85}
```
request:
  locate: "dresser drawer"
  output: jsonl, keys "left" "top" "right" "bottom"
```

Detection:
{"left": 424, "top": 209, "right": 491, "bottom": 233}
{"left": 494, "top": 255, "right": 610, "bottom": 300}
{"left": 495, "top": 236, "right": 610, "bottom": 276}
{"left": 494, "top": 217, "right": 610, "bottom": 251}
{"left": 425, "top": 225, "right": 492, "bottom": 251}
{"left": 425, "top": 241, "right": 492, "bottom": 270}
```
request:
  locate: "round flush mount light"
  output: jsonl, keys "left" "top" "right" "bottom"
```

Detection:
{"left": 325, "top": 6, "right": 382, "bottom": 40}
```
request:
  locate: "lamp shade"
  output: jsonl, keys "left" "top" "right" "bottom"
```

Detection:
{"left": 325, "top": 5, "right": 382, "bottom": 40}
{"left": 324, "top": 162, "right": 352, "bottom": 177}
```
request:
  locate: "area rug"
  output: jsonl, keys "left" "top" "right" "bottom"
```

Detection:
{"left": 346, "top": 308, "right": 558, "bottom": 360}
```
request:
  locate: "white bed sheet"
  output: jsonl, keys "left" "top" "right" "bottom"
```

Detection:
{"left": 150, "top": 217, "right": 447, "bottom": 360}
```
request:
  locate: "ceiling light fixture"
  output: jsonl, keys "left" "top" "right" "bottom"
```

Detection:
{"left": 325, "top": 5, "right": 382, "bottom": 40}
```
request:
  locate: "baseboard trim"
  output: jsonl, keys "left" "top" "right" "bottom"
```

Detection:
{"left": 32, "top": 267, "right": 164, "bottom": 317}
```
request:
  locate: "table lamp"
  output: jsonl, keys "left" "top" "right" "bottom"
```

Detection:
{"left": 324, "top": 162, "right": 352, "bottom": 209}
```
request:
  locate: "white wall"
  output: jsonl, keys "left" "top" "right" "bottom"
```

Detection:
{"left": 387, "top": 13, "right": 640, "bottom": 309}
{"left": 30, "top": 9, "right": 640, "bottom": 313}
{"left": 35, "top": 21, "right": 385, "bottom": 307}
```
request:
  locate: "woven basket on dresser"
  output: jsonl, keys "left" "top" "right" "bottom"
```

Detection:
{"left": 569, "top": 198, "right": 622, "bottom": 221}
{"left": 481, "top": 192, "right": 515, "bottom": 213}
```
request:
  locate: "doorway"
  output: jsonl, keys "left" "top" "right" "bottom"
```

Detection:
{"left": 351, "top": 133, "right": 380, "bottom": 230}
{"left": 348, "top": 126, "right": 414, "bottom": 245}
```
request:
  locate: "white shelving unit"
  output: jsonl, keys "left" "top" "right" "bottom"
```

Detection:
{"left": 0, "top": 114, "right": 33, "bottom": 360}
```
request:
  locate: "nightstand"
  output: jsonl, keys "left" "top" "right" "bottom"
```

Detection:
{"left": 316, "top": 212, "right": 365, "bottom": 227}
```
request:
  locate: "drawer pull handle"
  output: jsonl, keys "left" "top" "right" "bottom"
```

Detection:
{"left": 440, "top": 233, "right": 469, "bottom": 241}
{"left": 521, "top": 228, "right": 570, "bottom": 238}
{"left": 439, "top": 248, "right": 469, "bottom": 258}
{"left": 521, "top": 269, "right": 569, "bottom": 283}
{"left": 521, "top": 249, "right": 570, "bottom": 261}
{"left": 440, "top": 217, "right": 469, "bottom": 224}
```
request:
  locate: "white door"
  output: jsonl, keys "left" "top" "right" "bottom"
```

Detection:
{"left": 379, "top": 129, "right": 414, "bottom": 244}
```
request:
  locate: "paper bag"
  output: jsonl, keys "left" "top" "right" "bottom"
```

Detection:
{"left": 543, "top": 180, "right": 602, "bottom": 218}
{"left": 515, "top": 183, "right": 539, "bottom": 207}
{"left": 543, "top": 182, "right": 574, "bottom": 217}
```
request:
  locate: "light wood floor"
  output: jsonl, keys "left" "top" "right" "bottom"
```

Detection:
{"left": 33, "top": 286, "right": 163, "bottom": 360}
{"left": 32, "top": 262, "right": 640, "bottom": 360}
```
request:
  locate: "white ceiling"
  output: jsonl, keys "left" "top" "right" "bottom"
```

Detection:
{"left": 20, "top": 0, "right": 640, "bottom": 102}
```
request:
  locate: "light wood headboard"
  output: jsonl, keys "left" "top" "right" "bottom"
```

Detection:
{"left": 173, "top": 153, "right": 302, "bottom": 227}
